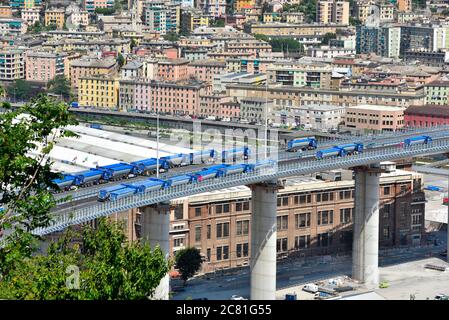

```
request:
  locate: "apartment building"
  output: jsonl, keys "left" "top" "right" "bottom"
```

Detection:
{"left": 226, "top": 58, "right": 274, "bottom": 74}
{"left": 144, "top": 1, "right": 180, "bottom": 35}
{"left": 224, "top": 40, "right": 272, "bottom": 58}
{"left": 180, "top": 9, "right": 209, "bottom": 33}
{"left": 118, "top": 79, "right": 211, "bottom": 115}
{"left": 343, "top": 104, "right": 406, "bottom": 133}
{"left": 69, "top": 57, "right": 117, "bottom": 91}
{"left": 83, "top": 0, "right": 115, "bottom": 13}
{"left": 44, "top": 8, "right": 65, "bottom": 29}
{"left": 244, "top": 23, "right": 345, "bottom": 37}
{"left": 21, "top": 8, "right": 40, "bottom": 26}
{"left": 292, "top": 104, "right": 345, "bottom": 130}
{"left": 316, "top": 0, "right": 349, "bottom": 25}
{"left": 0, "top": 18, "right": 26, "bottom": 35}
{"left": 397, "top": 0, "right": 412, "bottom": 12}
{"left": 354, "top": 0, "right": 375, "bottom": 24}
{"left": 187, "top": 60, "right": 227, "bottom": 83}
{"left": 425, "top": 80, "right": 449, "bottom": 105}
{"left": 0, "top": 6, "right": 12, "bottom": 17}
{"left": 356, "top": 25, "right": 401, "bottom": 58}
{"left": 157, "top": 59, "right": 189, "bottom": 82}
{"left": 199, "top": 93, "right": 240, "bottom": 119}
{"left": 0, "top": 47, "right": 25, "bottom": 81}
{"left": 267, "top": 62, "right": 332, "bottom": 89}
{"left": 10, "top": 0, "right": 42, "bottom": 9}
{"left": 239, "top": 97, "right": 273, "bottom": 123}
{"left": 25, "top": 51, "right": 67, "bottom": 83}
{"left": 78, "top": 76, "right": 120, "bottom": 109}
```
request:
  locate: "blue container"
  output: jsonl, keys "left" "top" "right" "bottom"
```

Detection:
{"left": 316, "top": 147, "right": 346, "bottom": 160}
{"left": 98, "top": 184, "right": 128, "bottom": 201}
{"left": 287, "top": 137, "right": 317, "bottom": 151}
{"left": 109, "top": 187, "right": 137, "bottom": 201}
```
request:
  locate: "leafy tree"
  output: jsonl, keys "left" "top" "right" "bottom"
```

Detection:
{"left": 412, "top": 0, "right": 426, "bottom": 9}
{"left": 282, "top": 0, "right": 316, "bottom": 22}
{"left": 27, "top": 21, "right": 43, "bottom": 34}
{"left": 116, "top": 53, "right": 125, "bottom": 67}
{"left": 175, "top": 247, "right": 202, "bottom": 285}
{"left": 44, "top": 23, "right": 58, "bottom": 31}
{"left": 211, "top": 19, "right": 225, "bottom": 27}
{"left": 0, "top": 95, "right": 78, "bottom": 276}
{"left": 47, "top": 75, "right": 72, "bottom": 100}
{"left": 163, "top": 32, "right": 180, "bottom": 42}
{"left": 130, "top": 38, "right": 138, "bottom": 50}
{"left": 349, "top": 16, "right": 361, "bottom": 26}
{"left": 95, "top": 7, "right": 116, "bottom": 15}
{"left": 0, "top": 218, "right": 170, "bottom": 299}
{"left": 6, "top": 79, "right": 32, "bottom": 101}
{"left": 321, "top": 32, "right": 337, "bottom": 45}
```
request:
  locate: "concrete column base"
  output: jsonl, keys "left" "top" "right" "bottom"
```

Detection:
{"left": 352, "top": 165, "right": 381, "bottom": 288}
{"left": 249, "top": 179, "right": 281, "bottom": 300}
{"left": 141, "top": 204, "right": 170, "bottom": 300}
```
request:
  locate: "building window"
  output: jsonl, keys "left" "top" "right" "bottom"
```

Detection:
{"left": 276, "top": 238, "right": 288, "bottom": 252}
{"left": 217, "top": 245, "right": 229, "bottom": 261}
{"left": 277, "top": 196, "right": 289, "bottom": 207}
{"left": 400, "top": 184, "right": 408, "bottom": 194}
{"left": 236, "top": 220, "right": 249, "bottom": 236}
{"left": 277, "top": 215, "right": 288, "bottom": 230}
{"left": 317, "top": 210, "right": 334, "bottom": 225}
{"left": 174, "top": 237, "right": 184, "bottom": 247}
{"left": 206, "top": 248, "right": 211, "bottom": 262}
{"left": 194, "top": 207, "right": 201, "bottom": 217}
{"left": 174, "top": 206, "right": 183, "bottom": 220}
{"left": 216, "top": 203, "right": 230, "bottom": 214}
{"left": 316, "top": 192, "right": 334, "bottom": 202}
{"left": 236, "top": 243, "right": 249, "bottom": 258}
{"left": 206, "top": 224, "right": 211, "bottom": 239}
{"left": 383, "top": 203, "right": 391, "bottom": 218}
{"left": 216, "top": 222, "right": 230, "bottom": 238}
{"left": 383, "top": 227, "right": 390, "bottom": 240}
{"left": 340, "top": 208, "right": 352, "bottom": 224}
{"left": 295, "top": 235, "right": 311, "bottom": 249}
{"left": 339, "top": 190, "right": 353, "bottom": 200}
{"left": 384, "top": 186, "right": 391, "bottom": 195}
{"left": 295, "top": 212, "right": 311, "bottom": 228}
{"left": 194, "top": 225, "right": 201, "bottom": 242}
{"left": 294, "top": 194, "right": 312, "bottom": 204}
{"left": 235, "top": 201, "right": 250, "bottom": 212}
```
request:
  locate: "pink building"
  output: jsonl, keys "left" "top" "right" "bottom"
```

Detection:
{"left": 25, "top": 51, "right": 67, "bottom": 83}
{"left": 157, "top": 59, "right": 189, "bottom": 82}
{"left": 119, "top": 79, "right": 212, "bottom": 115}
{"left": 187, "top": 60, "right": 227, "bottom": 83}
{"left": 83, "top": 0, "right": 114, "bottom": 13}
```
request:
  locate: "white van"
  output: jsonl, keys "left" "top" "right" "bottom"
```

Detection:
{"left": 303, "top": 283, "right": 319, "bottom": 293}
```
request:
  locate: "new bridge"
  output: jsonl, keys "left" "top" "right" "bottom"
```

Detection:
{"left": 26, "top": 126, "right": 449, "bottom": 300}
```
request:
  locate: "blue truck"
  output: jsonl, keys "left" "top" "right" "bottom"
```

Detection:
{"left": 221, "top": 147, "right": 250, "bottom": 162}
{"left": 316, "top": 147, "right": 347, "bottom": 160}
{"left": 404, "top": 135, "right": 432, "bottom": 147}
{"left": 336, "top": 143, "right": 363, "bottom": 155}
{"left": 287, "top": 137, "right": 317, "bottom": 152}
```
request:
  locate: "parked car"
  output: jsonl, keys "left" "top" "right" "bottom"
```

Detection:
{"left": 434, "top": 294, "right": 449, "bottom": 300}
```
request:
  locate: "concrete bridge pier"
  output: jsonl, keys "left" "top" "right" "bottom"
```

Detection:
{"left": 141, "top": 203, "right": 171, "bottom": 300}
{"left": 352, "top": 165, "right": 382, "bottom": 288}
{"left": 249, "top": 179, "right": 282, "bottom": 300}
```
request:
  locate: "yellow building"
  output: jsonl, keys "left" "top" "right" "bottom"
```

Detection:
{"left": 44, "top": 8, "right": 65, "bottom": 29}
{"left": 78, "top": 76, "right": 119, "bottom": 109}
{"left": 397, "top": 0, "right": 412, "bottom": 12}
{"left": 234, "top": 0, "right": 255, "bottom": 12}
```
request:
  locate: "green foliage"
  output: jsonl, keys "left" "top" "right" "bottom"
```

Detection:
{"left": 163, "top": 32, "right": 180, "bottom": 42}
{"left": 116, "top": 53, "right": 125, "bottom": 67}
{"left": 130, "top": 38, "right": 138, "bottom": 50}
{"left": 211, "top": 19, "right": 225, "bottom": 27}
{"left": 255, "top": 34, "right": 304, "bottom": 53}
{"left": 412, "top": 0, "right": 426, "bottom": 9}
{"left": 0, "top": 219, "right": 170, "bottom": 299}
{"left": 321, "top": 32, "right": 337, "bottom": 45}
{"left": 27, "top": 21, "right": 43, "bottom": 34}
{"left": 95, "top": 7, "right": 116, "bottom": 15}
{"left": 349, "top": 16, "right": 361, "bottom": 26}
{"left": 45, "top": 23, "right": 58, "bottom": 31}
{"left": 175, "top": 247, "right": 202, "bottom": 284}
{"left": 0, "top": 95, "right": 78, "bottom": 275}
{"left": 47, "top": 75, "right": 72, "bottom": 100}
{"left": 282, "top": 0, "right": 316, "bottom": 22}
{"left": 6, "top": 79, "right": 32, "bottom": 101}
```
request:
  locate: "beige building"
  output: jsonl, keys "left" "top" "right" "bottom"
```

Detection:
{"left": 44, "top": 8, "right": 65, "bottom": 29}
{"left": 397, "top": 0, "right": 412, "bottom": 12}
{"left": 354, "top": 0, "right": 375, "bottom": 24}
{"left": 0, "top": 47, "right": 25, "bottom": 81}
{"left": 316, "top": 0, "right": 349, "bottom": 25}
{"left": 78, "top": 76, "right": 119, "bottom": 109}
{"left": 344, "top": 104, "right": 406, "bottom": 133}
{"left": 0, "top": 6, "right": 12, "bottom": 17}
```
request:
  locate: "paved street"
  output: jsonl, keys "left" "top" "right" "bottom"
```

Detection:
{"left": 172, "top": 236, "right": 448, "bottom": 300}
